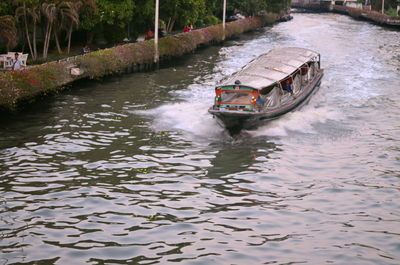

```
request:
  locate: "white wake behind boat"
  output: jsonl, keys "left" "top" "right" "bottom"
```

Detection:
{"left": 208, "top": 47, "right": 324, "bottom": 134}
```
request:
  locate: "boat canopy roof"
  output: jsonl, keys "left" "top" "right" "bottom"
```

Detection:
{"left": 218, "top": 47, "right": 320, "bottom": 90}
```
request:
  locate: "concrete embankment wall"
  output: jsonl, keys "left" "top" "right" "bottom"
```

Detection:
{"left": 292, "top": 3, "right": 400, "bottom": 27}
{"left": 0, "top": 14, "right": 280, "bottom": 111}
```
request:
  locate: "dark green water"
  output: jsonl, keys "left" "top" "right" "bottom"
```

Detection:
{"left": 1, "top": 12, "right": 400, "bottom": 265}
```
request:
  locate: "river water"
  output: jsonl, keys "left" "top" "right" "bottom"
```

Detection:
{"left": 1, "top": 12, "right": 399, "bottom": 265}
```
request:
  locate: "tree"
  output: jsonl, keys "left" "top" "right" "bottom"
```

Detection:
{"left": 236, "top": 0, "right": 267, "bottom": 16}
{"left": 370, "top": 0, "right": 398, "bottom": 13}
{"left": 27, "top": 5, "right": 40, "bottom": 59}
{"left": 41, "top": 2, "right": 56, "bottom": 59}
{"left": 0, "top": 15, "right": 17, "bottom": 52}
{"left": 15, "top": 1, "right": 36, "bottom": 59}
{"left": 160, "top": 0, "right": 206, "bottom": 33}
{"left": 59, "top": 1, "right": 81, "bottom": 54}
{"left": 0, "top": 1, "right": 13, "bottom": 16}
{"left": 130, "top": 0, "right": 153, "bottom": 39}
{"left": 79, "top": 0, "right": 134, "bottom": 44}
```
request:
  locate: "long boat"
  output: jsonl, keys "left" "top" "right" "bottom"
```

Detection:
{"left": 208, "top": 47, "right": 324, "bottom": 134}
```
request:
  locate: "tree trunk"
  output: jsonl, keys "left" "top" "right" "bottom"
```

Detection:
{"left": 166, "top": 17, "right": 171, "bottom": 32}
{"left": 67, "top": 24, "right": 73, "bottom": 54}
{"left": 43, "top": 22, "right": 52, "bottom": 59}
{"left": 47, "top": 23, "right": 53, "bottom": 58}
{"left": 32, "top": 18, "right": 37, "bottom": 60}
{"left": 167, "top": 17, "right": 175, "bottom": 33}
{"left": 43, "top": 23, "right": 49, "bottom": 58}
{"left": 23, "top": 3, "right": 35, "bottom": 60}
{"left": 54, "top": 30, "right": 62, "bottom": 54}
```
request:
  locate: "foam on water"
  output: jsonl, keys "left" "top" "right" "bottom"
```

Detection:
{"left": 138, "top": 29, "right": 347, "bottom": 140}
{"left": 137, "top": 102, "right": 223, "bottom": 139}
{"left": 247, "top": 104, "right": 342, "bottom": 137}
{"left": 140, "top": 16, "right": 400, "bottom": 139}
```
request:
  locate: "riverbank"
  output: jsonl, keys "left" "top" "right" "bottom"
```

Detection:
{"left": 0, "top": 14, "right": 281, "bottom": 112}
{"left": 292, "top": 2, "right": 400, "bottom": 27}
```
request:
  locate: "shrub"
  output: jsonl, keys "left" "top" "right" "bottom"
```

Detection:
{"left": 0, "top": 62, "right": 67, "bottom": 109}
{"left": 202, "top": 15, "right": 220, "bottom": 26}
{"left": 76, "top": 48, "right": 126, "bottom": 78}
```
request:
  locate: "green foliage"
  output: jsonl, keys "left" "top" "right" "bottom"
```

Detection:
{"left": 77, "top": 48, "right": 125, "bottom": 78}
{"left": 80, "top": 0, "right": 135, "bottom": 31}
{"left": 0, "top": 1, "right": 13, "bottom": 16}
{"left": 385, "top": 7, "right": 398, "bottom": 16}
{"left": 265, "top": 0, "right": 291, "bottom": 14}
{"left": 0, "top": 15, "right": 17, "bottom": 51}
{"left": 198, "top": 14, "right": 220, "bottom": 27}
{"left": 160, "top": 0, "right": 207, "bottom": 31}
{"left": 130, "top": 0, "right": 154, "bottom": 36}
{"left": 370, "top": 0, "right": 398, "bottom": 12}
{"left": 5, "top": 0, "right": 290, "bottom": 52}
{"left": 97, "top": 0, "right": 134, "bottom": 25}
{"left": 236, "top": 0, "right": 267, "bottom": 16}
{"left": 225, "top": 0, "right": 290, "bottom": 17}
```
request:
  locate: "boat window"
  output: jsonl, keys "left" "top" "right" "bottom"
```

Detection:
{"left": 220, "top": 91, "right": 253, "bottom": 104}
{"left": 260, "top": 85, "right": 274, "bottom": 95}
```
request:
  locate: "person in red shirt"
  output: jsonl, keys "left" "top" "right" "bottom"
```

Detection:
{"left": 145, "top": 29, "right": 153, "bottom": 40}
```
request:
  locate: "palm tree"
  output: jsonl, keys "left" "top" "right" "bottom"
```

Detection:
{"left": 15, "top": 2, "right": 35, "bottom": 59}
{"left": 53, "top": 17, "right": 63, "bottom": 54}
{"left": 53, "top": 3, "right": 65, "bottom": 54}
{"left": 0, "top": 15, "right": 17, "bottom": 52}
{"left": 27, "top": 5, "right": 40, "bottom": 60}
{"left": 15, "top": 2, "right": 41, "bottom": 60}
{"left": 41, "top": 2, "right": 57, "bottom": 59}
{"left": 57, "top": 0, "right": 96, "bottom": 54}
{"left": 59, "top": 1, "right": 81, "bottom": 54}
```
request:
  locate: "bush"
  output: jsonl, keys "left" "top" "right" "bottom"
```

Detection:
{"left": 0, "top": 62, "right": 68, "bottom": 109}
{"left": 385, "top": 7, "right": 398, "bottom": 16}
{"left": 202, "top": 15, "right": 220, "bottom": 27}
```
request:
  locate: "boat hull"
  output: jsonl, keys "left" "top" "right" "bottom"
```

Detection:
{"left": 209, "top": 70, "right": 324, "bottom": 133}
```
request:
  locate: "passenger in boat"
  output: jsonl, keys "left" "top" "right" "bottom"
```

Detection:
{"left": 254, "top": 96, "right": 263, "bottom": 111}
{"left": 234, "top": 80, "right": 241, "bottom": 90}
{"left": 300, "top": 65, "right": 308, "bottom": 75}
{"left": 281, "top": 79, "right": 294, "bottom": 96}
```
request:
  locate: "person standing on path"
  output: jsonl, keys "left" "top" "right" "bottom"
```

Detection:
{"left": 12, "top": 53, "right": 23, "bottom": 71}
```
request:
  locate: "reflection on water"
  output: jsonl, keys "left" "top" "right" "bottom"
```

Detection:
{"left": 1, "top": 12, "right": 400, "bottom": 265}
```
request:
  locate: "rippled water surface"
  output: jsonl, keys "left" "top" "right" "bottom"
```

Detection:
{"left": 1, "top": 12, "right": 400, "bottom": 265}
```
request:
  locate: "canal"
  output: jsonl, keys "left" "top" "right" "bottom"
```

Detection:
{"left": 1, "top": 12, "right": 399, "bottom": 265}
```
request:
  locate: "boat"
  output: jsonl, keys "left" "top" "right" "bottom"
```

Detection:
{"left": 208, "top": 47, "right": 324, "bottom": 134}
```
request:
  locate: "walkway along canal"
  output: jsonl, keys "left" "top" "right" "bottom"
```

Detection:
{"left": 1, "top": 10, "right": 399, "bottom": 265}
{"left": 0, "top": 14, "right": 279, "bottom": 111}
